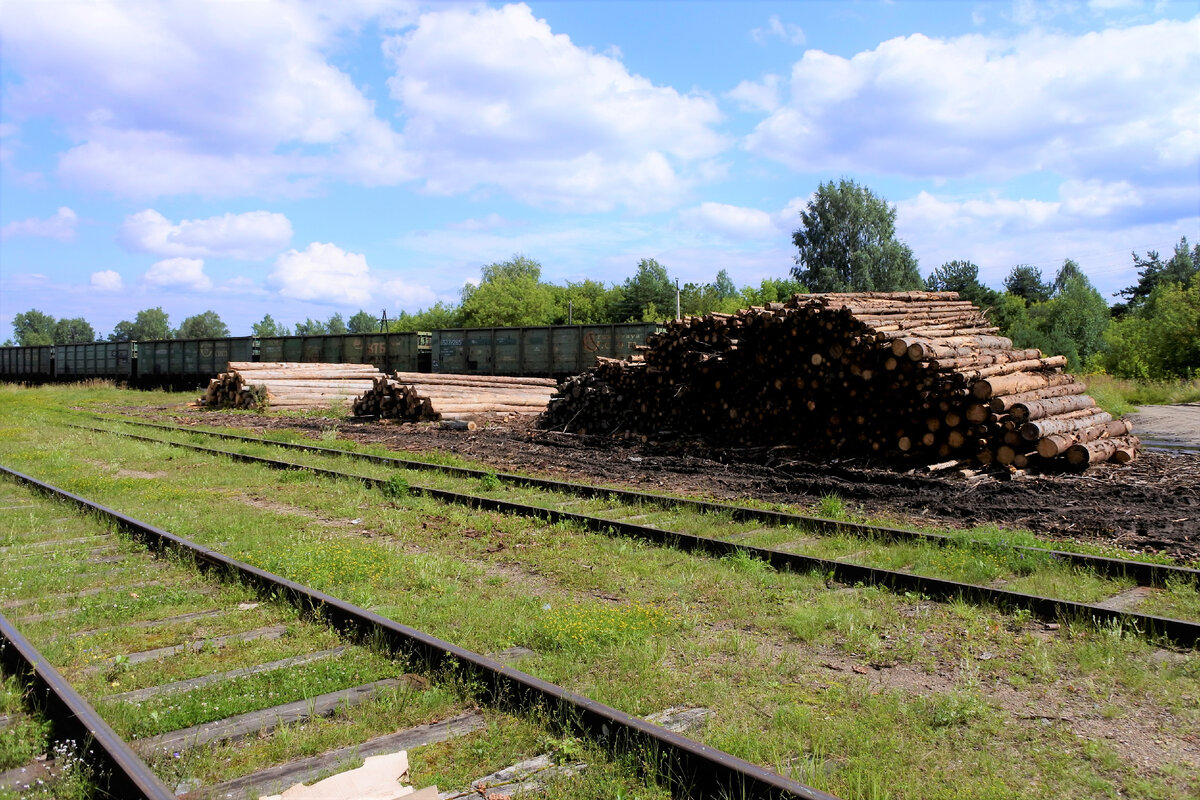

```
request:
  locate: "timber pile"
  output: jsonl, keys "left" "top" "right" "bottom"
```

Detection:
{"left": 539, "top": 292, "right": 1138, "bottom": 471}
{"left": 203, "top": 362, "right": 384, "bottom": 410}
{"left": 352, "top": 372, "right": 557, "bottom": 421}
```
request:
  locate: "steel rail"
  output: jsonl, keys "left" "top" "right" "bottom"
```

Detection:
{"left": 0, "top": 611, "right": 176, "bottom": 800}
{"left": 0, "top": 465, "right": 836, "bottom": 800}
{"left": 97, "top": 416, "right": 1200, "bottom": 588}
{"left": 74, "top": 425, "right": 1200, "bottom": 648}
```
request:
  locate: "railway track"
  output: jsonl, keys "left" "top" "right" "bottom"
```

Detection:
{"left": 78, "top": 419, "right": 1200, "bottom": 648}
{"left": 0, "top": 466, "right": 832, "bottom": 799}
{"left": 96, "top": 416, "right": 1197, "bottom": 587}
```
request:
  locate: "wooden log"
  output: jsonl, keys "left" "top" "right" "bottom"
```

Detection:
{"left": 1020, "top": 410, "right": 1113, "bottom": 441}
{"left": 393, "top": 372, "right": 557, "bottom": 388}
{"left": 972, "top": 370, "right": 1077, "bottom": 400}
{"left": 960, "top": 356, "right": 1068, "bottom": 382}
{"left": 1066, "top": 435, "right": 1141, "bottom": 468}
{"left": 988, "top": 381, "right": 1088, "bottom": 413}
{"left": 1035, "top": 419, "right": 1134, "bottom": 458}
{"left": 1009, "top": 393, "right": 1096, "bottom": 422}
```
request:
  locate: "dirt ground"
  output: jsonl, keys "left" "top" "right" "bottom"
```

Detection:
{"left": 144, "top": 403, "right": 1200, "bottom": 565}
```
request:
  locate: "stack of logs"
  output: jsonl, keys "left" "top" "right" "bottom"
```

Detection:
{"left": 539, "top": 291, "right": 1138, "bottom": 471}
{"left": 203, "top": 362, "right": 384, "bottom": 410}
{"left": 352, "top": 373, "right": 557, "bottom": 422}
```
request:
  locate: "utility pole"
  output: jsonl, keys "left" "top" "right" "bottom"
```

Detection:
{"left": 379, "top": 309, "right": 388, "bottom": 333}
{"left": 568, "top": 300, "right": 573, "bottom": 325}
{"left": 675, "top": 279, "right": 681, "bottom": 321}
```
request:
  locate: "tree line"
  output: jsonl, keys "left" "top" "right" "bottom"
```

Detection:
{"left": 7, "top": 179, "right": 1197, "bottom": 381}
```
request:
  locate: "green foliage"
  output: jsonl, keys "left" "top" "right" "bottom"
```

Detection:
{"left": 293, "top": 318, "right": 327, "bottom": 335}
{"left": 175, "top": 310, "right": 230, "bottom": 339}
{"left": 251, "top": 314, "right": 291, "bottom": 337}
{"left": 1003, "top": 264, "right": 1052, "bottom": 305}
{"left": 53, "top": 317, "right": 96, "bottom": 344}
{"left": 739, "top": 277, "right": 806, "bottom": 306}
{"left": 387, "top": 302, "right": 463, "bottom": 332}
{"left": 347, "top": 310, "right": 378, "bottom": 333}
{"left": 460, "top": 255, "right": 554, "bottom": 327}
{"left": 924, "top": 260, "right": 999, "bottom": 308}
{"left": 1115, "top": 237, "right": 1199, "bottom": 315}
{"left": 383, "top": 475, "right": 410, "bottom": 498}
{"left": 1099, "top": 274, "right": 1200, "bottom": 380}
{"left": 109, "top": 307, "right": 171, "bottom": 342}
{"left": 326, "top": 313, "right": 347, "bottom": 335}
{"left": 1031, "top": 272, "right": 1110, "bottom": 370}
{"left": 479, "top": 472, "right": 501, "bottom": 491}
{"left": 791, "top": 178, "right": 922, "bottom": 292}
{"left": 679, "top": 271, "right": 746, "bottom": 317}
{"left": 550, "top": 279, "right": 613, "bottom": 324}
{"left": 11, "top": 309, "right": 56, "bottom": 346}
{"left": 614, "top": 258, "right": 675, "bottom": 321}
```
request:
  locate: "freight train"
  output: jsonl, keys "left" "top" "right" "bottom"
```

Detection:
{"left": 0, "top": 323, "right": 660, "bottom": 387}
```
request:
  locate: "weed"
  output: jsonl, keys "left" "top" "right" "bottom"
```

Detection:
{"left": 383, "top": 475, "right": 410, "bottom": 499}
{"left": 816, "top": 493, "right": 846, "bottom": 520}
{"left": 479, "top": 471, "right": 501, "bottom": 492}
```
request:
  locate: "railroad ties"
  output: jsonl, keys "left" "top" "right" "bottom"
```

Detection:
{"left": 0, "top": 467, "right": 829, "bottom": 800}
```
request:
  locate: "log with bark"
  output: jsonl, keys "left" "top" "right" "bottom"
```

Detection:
{"left": 537, "top": 291, "right": 1138, "bottom": 472}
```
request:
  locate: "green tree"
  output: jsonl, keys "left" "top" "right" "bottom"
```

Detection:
{"left": 713, "top": 269, "right": 737, "bottom": 300}
{"left": 387, "top": 302, "right": 462, "bottom": 331}
{"left": 1053, "top": 259, "right": 1084, "bottom": 294}
{"left": 551, "top": 280, "right": 614, "bottom": 324}
{"left": 176, "top": 310, "right": 230, "bottom": 339}
{"left": 1032, "top": 272, "right": 1110, "bottom": 370}
{"left": 252, "top": 314, "right": 290, "bottom": 337}
{"left": 925, "top": 260, "right": 999, "bottom": 308}
{"left": 53, "top": 317, "right": 96, "bottom": 344}
{"left": 326, "top": 313, "right": 347, "bottom": 335}
{"left": 347, "top": 310, "right": 378, "bottom": 333}
{"left": 294, "top": 319, "right": 328, "bottom": 336}
{"left": 614, "top": 258, "right": 675, "bottom": 321}
{"left": 1003, "top": 264, "right": 1052, "bottom": 305}
{"left": 460, "top": 255, "right": 554, "bottom": 327}
{"left": 12, "top": 310, "right": 56, "bottom": 346}
{"left": 791, "top": 178, "right": 922, "bottom": 292}
{"left": 739, "top": 277, "right": 806, "bottom": 307}
{"left": 1102, "top": 272, "right": 1200, "bottom": 380}
{"left": 109, "top": 307, "right": 171, "bottom": 341}
{"left": 1115, "top": 237, "right": 1200, "bottom": 315}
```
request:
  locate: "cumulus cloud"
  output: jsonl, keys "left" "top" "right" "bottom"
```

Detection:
{"left": 1, "top": 207, "right": 77, "bottom": 241}
{"left": 270, "top": 242, "right": 372, "bottom": 305}
{"left": 751, "top": 15, "right": 805, "bottom": 46}
{"left": 743, "top": 19, "right": 1200, "bottom": 184}
{"left": 144, "top": 257, "right": 212, "bottom": 291}
{"left": 90, "top": 270, "right": 124, "bottom": 291}
{"left": 0, "top": 1, "right": 416, "bottom": 197}
{"left": 384, "top": 3, "right": 727, "bottom": 211}
{"left": 678, "top": 202, "right": 779, "bottom": 240}
{"left": 726, "top": 75, "right": 782, "bottom": 113}
{"left": 120, "top": 209, "right": 293, "bottom": 259}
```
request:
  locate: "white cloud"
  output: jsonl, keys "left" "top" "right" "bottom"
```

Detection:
{"left": 743, "top": 19, "right": 1200, "bottom": 185}
{"left": 90, "top": 270, "right": 124, "bottom": 292}
{"left": 120, "top": 209, "right": 293, "bottom": 259}
{"left": 678, "top": 202, "right": 779, "bottom": 240}
{"left": 383, "top": 3, "right": 727, "bottom": 211}
{"left": 381, "top": 277, "right": 438, "bottom": 308}
{"left": 751, "top": 15, "right": 805, "bottom": 46}
{"left": 725, "top": 75, "right": 782, "bottom": 113}
{"left": 270, "top": 242, "right": 372, "bottom": 305}
{"left": 1, "top": 207, "right": 77, "bottom": 241}
{"left": 0, "top": 1, "right": 416, "bottom": 198}
{"left": 144, "top": 257, "right": 212, "bottom": 291}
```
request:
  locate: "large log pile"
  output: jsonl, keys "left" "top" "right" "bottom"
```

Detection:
{"left": 539, "top": 292, "right": 1138, "bottom": 471}
{"left": 203, "top": 362, "right": 383, "bottom": 410}
{"left": 352, "top": 373, "right": 557, "bottom": 421}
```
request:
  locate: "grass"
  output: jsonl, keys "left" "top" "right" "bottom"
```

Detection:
{"left": 1083, "top": 372, "right": 1200, "bottom": 416}
{"left": 1, "top": 383, "right": 1199, "bottom": 798}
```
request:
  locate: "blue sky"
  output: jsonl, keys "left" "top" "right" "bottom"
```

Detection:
{"left": 1, "top": 0, "right": 1197, "bottom": 338}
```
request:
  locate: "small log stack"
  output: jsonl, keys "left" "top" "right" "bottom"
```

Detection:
{"left": 203, "top": 362, "right": 384, "bottom": 410}
{"left": 352, "top": 372, "right": 557, "bottom": 422}
{"left": 539, "top": 292, "right": 1138, "bottom": 471}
